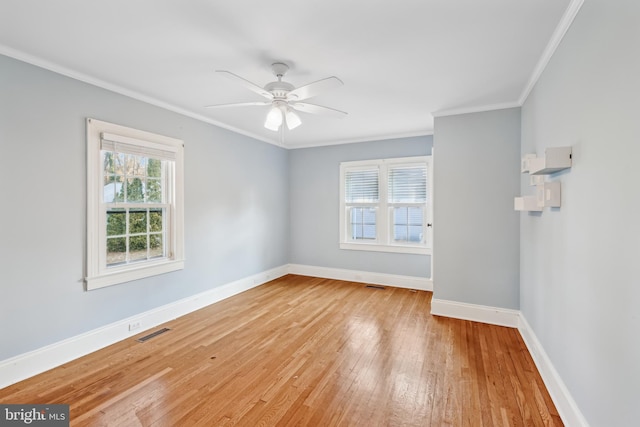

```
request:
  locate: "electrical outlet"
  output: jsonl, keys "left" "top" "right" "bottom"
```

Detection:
{"left": 129, "top": 321, "right": 141, "bottom": 332}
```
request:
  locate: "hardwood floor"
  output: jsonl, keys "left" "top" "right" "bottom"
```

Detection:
{"left": 0, "top": 275, "right": 562, "bottom": 426}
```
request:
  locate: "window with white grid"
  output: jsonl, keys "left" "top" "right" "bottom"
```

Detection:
{"left": 86, "top": 119, "right": 185, "bottom": 290}
{"left": 340, "top": 156, "right": 431, "bottom": 255}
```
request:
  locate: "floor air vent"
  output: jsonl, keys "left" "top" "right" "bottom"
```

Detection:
{"left": 365, "top": 285, "right": 386, "bottom": 290}
{"left": 136, "top": 328, "right": 171, "bottom": 343}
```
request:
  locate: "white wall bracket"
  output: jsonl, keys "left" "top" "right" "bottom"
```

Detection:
{"left": 515, "top": 147, "right": 571, "bottom": 212}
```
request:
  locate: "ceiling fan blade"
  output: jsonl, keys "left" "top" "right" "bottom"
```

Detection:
{"left": 287, "top": 76, "right": 343, "bottom": 101}
{"left": 205, "top": 101, "right": 271, "bottom": 108}
{"left": 215, "top": 70, "right": 273, "bottom": 99}
{"left": 290, "top": 102, "right": 347, "bottom": 118}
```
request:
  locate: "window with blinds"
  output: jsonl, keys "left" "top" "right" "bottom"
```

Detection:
{"left": 345, "top": 169, "right": 379, "bottom": 203}
{"left": 340, "top": 157, "right": 431, "bottom": 254}
{"left": 344, "top": 168, "right": 379, "bottom": 241}
{"left": 388, "top": 165, "right": 427, "bottom": 244}
{"left": 86, "top": 119, "right": 185, "bottom": 290}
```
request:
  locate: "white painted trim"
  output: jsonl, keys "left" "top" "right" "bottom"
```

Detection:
{"left": 339, "top": 156, "right": 432, "bottom": 254}
{"left": 518, "top": 315, "right": 590, "bottom": 427}
{"left": 431, "top": 298, "right": 589, "bottom": 426}
{"left": 1, "top": 264, "right": 587, "bottom": 427}
{"left": 430, "top": 298, "right": 520, "bottom": 328}
{"left": 0, "top": 3, "right": 584, "bottom": 152}
{"left": 518, "top": 0, "right": 585, "bottom": 105}
{"left": 432, "top": 0, "right": 584, "bottom": 120}
{"left": 0, "top": 265, "right": 288, "bottom": 389}
{"left": 86, "top": 118, "right": 186, "bottom": 290}
{"left": 0, "top": 43, "right": 279, "bottom": 148}
{"left": 0, "top": 43, "right": 432, "bottom": 151}
{"left": 339, "top": 242, "right": 431, "bottom": 255}
{"left": 286, "top": 130, "right": 434, "bottom": 149}
{"left": 288, "top": 264, "right": 432, "bottom": 292}
{"left": 431, "top": 101, "right": 521, "bottom": 119}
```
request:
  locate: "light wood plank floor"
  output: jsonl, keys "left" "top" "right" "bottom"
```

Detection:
{"left": 0, "top": 275, "right": 562, "bottom": 426}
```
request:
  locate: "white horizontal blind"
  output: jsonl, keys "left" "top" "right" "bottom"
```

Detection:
{"left": 101, "top": 132, "right": 177, "bottom": 161}
{"left": 388, "top": 165, "right": 427, "bottom": 203}
{"left": 345, "top": 168, "right": 379, "bottom": 202}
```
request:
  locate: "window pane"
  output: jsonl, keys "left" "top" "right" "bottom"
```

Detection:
{"left": 394, "top": 225, "right": 408, "bottom": 241}
{"left": 132, "top": 155, "right": 148, "bottom": 177}
{"left": 147, "top": 158, "right": 162, "bottom": 178}
{"left": 393, "top": 206, "right": 423, "bottom": 243}
{"left": 129, "top": 236, "right": 147, "bottom": 261}
{"left": 388, "top": 166, "right": 427, "bottom": 203}
{"left": 125, "top": 178, "right": 145, "bottom": 203}
{"left": 149, "top": 209, "right": 163, "bottom": 232}
{"left": 106, "top": 209, "right": 126, "bottom": 236}
{"left": 363, "top": 224, "right": 376, "bottom": 239}
{"left": 345, "top": 169, "right": 379, "bottom": 202}
{"left": 107, "top": 237, "right": 126, "bottom": 265}
{"left": 350, "top": 207, "right": 376, "bottom": 241}
{"left": 114, "top": 153, "right": 125, "bottom": 175}
{"left": 150, "top": 234, "right": 164, "bottom": 258}
{"left": 408, "top": 206, "right": 423, "bottom": 225}
{"left": 103, "top": 152, "right": 115, "bottom": 174}
{"left": 408, "top": 226, "right": 423, "bottom": 243}
{"left": 114, "top": 176, "right": 125, "bottom": 202}
{"left": 129, "top": 210, "right": 147, "bottom": 234}
{"left": 393, "top": 207, "right": 408, "bottom": 225}
{"left": 103, "top": 176, "right": 123, "bottom": 203}
{"left": 146, "top": 178, "right": 162, "bottom": 203}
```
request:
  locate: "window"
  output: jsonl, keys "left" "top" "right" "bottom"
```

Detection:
{"left": 340, "top": 156, "right": 431, "bottom": 254}
{"left": 86, "top": 119, "right": 184, "bottom": 290}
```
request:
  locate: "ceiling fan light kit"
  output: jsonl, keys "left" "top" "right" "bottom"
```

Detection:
{"left": 264, "top": 105, "right": 283, "bottom": 131}
{"left": 285, "top": 108, "right": 302, "bottom": 130}
{"left": 207, "top": 62, "right": 346, "bottom": 132}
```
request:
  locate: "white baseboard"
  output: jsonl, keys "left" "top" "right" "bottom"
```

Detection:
{"left": 430, "top": 298, "right": 520, "bottom": 327}
{"left": 0, "top": 265, "right": 288, "bottom": 389}
{"left": 430, "top": 298, "right": 588, "bottom": 426}
{"left": 287, "top": 264, "right": 432, "bottom": 291}
{"left": 518, "top": 315, "right": 589, "bottom": 427}
{"left": 0, "top": 265, "right": 587, "bottom": 427}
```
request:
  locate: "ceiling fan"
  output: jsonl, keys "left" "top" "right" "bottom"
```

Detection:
{"left": 206, "top": 62, "right": 347, "bottom": 132}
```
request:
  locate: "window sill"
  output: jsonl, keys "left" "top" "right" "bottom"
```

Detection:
{"left": 86, "top": 259, "right": 185, "bottom": 290}
{"left": 340, "top": 242, "right": 431, "bottom": 255}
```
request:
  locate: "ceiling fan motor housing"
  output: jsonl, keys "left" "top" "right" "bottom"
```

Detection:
{"left": 264, "top": 81, "right": 295, "bottom": 99}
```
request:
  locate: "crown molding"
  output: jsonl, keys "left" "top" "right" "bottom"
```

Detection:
{"left": 432, "top": 101, "right": 521, "bottom": 119}
{"left": 518, "top": 0, "right": 585, "bottom": 104}
{"left": 2, "top": 0, "right": 584, "bottom": 149}
{"left": 0, "top": 43, "right": 281, "bottom": 148}
{"left": 285, "top": 130, "right": 434, "bottom": 150}
{"left": 433, "top": 0, "right": 584, "bottom": 120}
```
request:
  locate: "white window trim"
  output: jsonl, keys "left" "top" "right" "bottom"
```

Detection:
{"left": 339, "top": 156, "right": 432, "bottom": 255}
{"left": 86, "top": 118, "right": 185, "bottom": 290}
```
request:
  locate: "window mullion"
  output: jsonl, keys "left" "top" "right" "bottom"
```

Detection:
{"left": 125, "top": 208, "right": 130, "bottom": 263}
{"left": 379, "top": 163, "right": 389, "bottom": 245}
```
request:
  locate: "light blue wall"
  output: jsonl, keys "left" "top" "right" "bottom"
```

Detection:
{"left": 520, "top": 1, "right": 640, "bottom": 425}
{"left": 433, "top": 108, "right": 521, "bottom": 309}
{"left": 0, "top": 54, "right": 289, "bottom": 360}
{"left": 288, "top": 137, "right": 432, "bottom": 278}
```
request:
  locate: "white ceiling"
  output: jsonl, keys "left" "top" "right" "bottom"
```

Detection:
{"left": 0, "top": 0, "right": 572, "bottom": 148}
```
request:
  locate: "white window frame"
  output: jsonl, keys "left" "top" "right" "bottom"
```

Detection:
{"left": 339, "top": 156, "right": 432, "bottom": 255}
{"left": 86, "top": 118, "right": 185, "bottom": 290}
